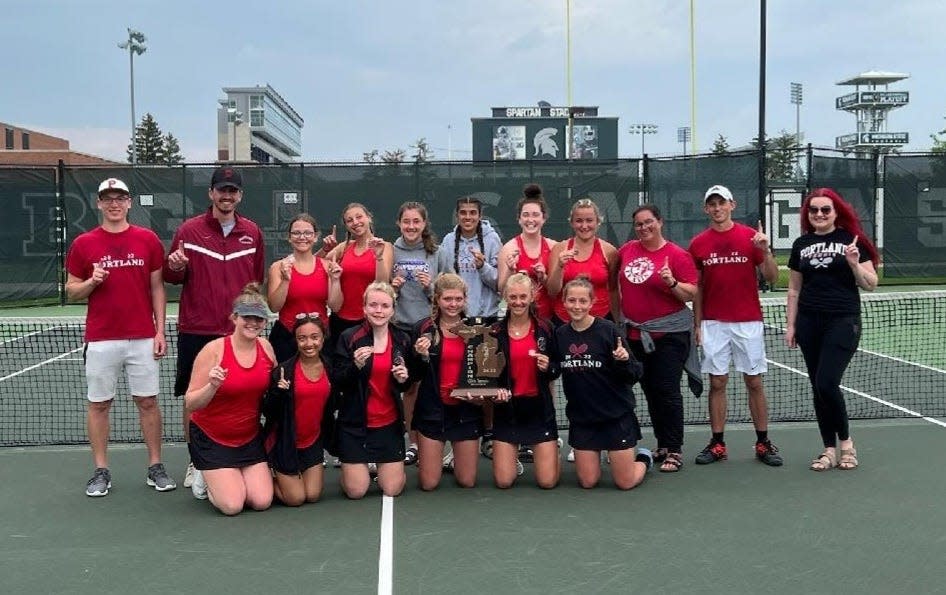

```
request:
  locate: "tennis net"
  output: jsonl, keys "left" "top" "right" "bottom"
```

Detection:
{"left": 1, "top": 290, "right": 944, "bottom": 446}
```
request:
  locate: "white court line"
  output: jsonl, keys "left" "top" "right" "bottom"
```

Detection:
{"left": 0, "top": 346, "right": 83, "bottom": 383}
{"left": 378, "top": 495, "right": 394, "bottom": 595}
{"left": 767, "top": 359, "right": 946, "bottom": 428}
{"left": 856, "top": 346, "right": 946, "bottom": 375}
{"left": 0, "top": 325, "right": 74, "bottom": 346}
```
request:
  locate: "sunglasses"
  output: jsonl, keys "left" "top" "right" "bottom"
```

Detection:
{"left": 295, "top": 312, "right": 321, "bottom": 322}
{"left": 808, "top": 206, "right": 833, "bottom": 215}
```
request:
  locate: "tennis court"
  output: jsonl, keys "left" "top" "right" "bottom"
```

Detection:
{"left": 1, "top": 290, "right": 944, "bottom": 594}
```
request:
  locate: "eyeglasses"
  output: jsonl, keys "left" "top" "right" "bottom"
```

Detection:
{"left": 295, "top": 312, "right": 321, "bottom": 322}
{"left": 289, "top": 230, "right": 316, "bottom": 238}
{"left": 98, "top": 196, "right": 130, "bottom": 204}
{"left": 808, "top": 206, "right": 833, "bottom": 215}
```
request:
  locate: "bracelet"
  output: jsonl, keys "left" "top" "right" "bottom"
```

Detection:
{"left": 669, "top": 280, "right": 679, "bottom": 289}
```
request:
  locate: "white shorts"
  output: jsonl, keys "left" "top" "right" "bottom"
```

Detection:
{"left": 700, "top": 320, "right": 767, "bottom": 376}
{"left": 85, "top": 338, "right": 159, "bottom": 402}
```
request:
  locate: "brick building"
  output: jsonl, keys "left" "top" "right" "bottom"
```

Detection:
{"left": 0, "top": 122, "right": 118, "bottom": 165}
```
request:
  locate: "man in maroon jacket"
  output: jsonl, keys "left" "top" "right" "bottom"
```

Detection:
{"left": 164, "top": 166, "right": 265, "bottom": 492}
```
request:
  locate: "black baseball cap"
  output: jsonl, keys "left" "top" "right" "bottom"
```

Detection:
{"left": 210, "top": 167, "right": 243, "bottom": 191}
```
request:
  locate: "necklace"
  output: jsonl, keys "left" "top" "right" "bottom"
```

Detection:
{"left": 509, "top": 320, "right": 530, "bottom": 337}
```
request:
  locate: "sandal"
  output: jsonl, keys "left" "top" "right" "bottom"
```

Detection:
{"left": 838, "top": 448, "right": 858, "bottom": 470}
{"left": 809, "top": 450, "right": 837, "bottom": 471}
{"left": 659, "top": 452, "right": 683, "bottom": 473}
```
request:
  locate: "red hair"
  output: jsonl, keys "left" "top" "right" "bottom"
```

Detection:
{"left": 801, "top": 188, "right": 879, "bottom": 266}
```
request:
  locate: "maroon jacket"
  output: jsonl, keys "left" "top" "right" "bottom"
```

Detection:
{"left": 163, "top": 209, "right": 265, "bottom": 335}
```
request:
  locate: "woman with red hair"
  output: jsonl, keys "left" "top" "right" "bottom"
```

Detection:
{"left": 786, "top": 188, "right": 878, "bottom": 472}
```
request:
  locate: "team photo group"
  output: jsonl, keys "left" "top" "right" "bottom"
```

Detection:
{"left": 66, "top": 166, "right": 879, "bottom": 515}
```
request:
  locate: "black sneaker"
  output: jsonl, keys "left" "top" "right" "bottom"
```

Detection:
{"left": 86, "top": 467, "right": 111, "bottom": 497}
{"left": 755, "top": 440, "right": 784, "bottom": 467}
{"left": 404, "top": 445, "right": 419, "bottom": 466}
{"left": 480, "top": 434, "right": 494, "bottom": 459}
{"left": 518, "top": 445, "right": 534, "bottom": 463}
{"left": 695, "top": 441, "right": 727, "bottom": 465}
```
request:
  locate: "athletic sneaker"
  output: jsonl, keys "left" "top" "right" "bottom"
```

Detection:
{"left": 404, "top": 445, "right": 419, "bottom": 466}
{"left": 755, "top": 440, "right": 784, "bottom": 467}
{"left": 695, "top": 441, "right": 728, "bottom": 465}
{"left": 146, "top": 463, "right": 177, "bottom": 492}
{"left": 442, "top": 450, "right": 455, "bottom": 471}
{"left": 367, "top": 462, "right": 378, "bottom": 475}
{"left": 516, "top": 458, "right": 524, "bottom": 476}
{"left": 566, "top": 448, "right": 576, "bottom": 463}
{"left": 480, "top": 433, "right": 494, "bottom": 459}
{"left": 191, "top": 469, "right": 208, "bottom": 500}
{"left": 85, "top": 467, "right": 111, "bottom": 497}
{"left": 183, "top": 462, "right": 195, "bottom": 488}
{"left": 636, "top": 447, "right": 654, "bottom": 471}
{"left": 518, "top": 445, "right": 534, "bottom": 463}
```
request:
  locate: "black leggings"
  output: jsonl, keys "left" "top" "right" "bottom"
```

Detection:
{"left": 629, "top": 332, "right": 689, "bottom": 452}
{"left": 795, "top": 311, "right": 861, "bottom": 448}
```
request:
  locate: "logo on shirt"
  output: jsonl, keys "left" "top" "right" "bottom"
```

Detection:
{"left": 238, "top": 235, "right": 255, "bottom": 245}
{"left": 702, "top": 251, "right": 749, "bottom": 266}
{"left": 800, "top": 241, "right": 846, "bottom": 269}
{"left": 623, "top": 257, "right": 654, "bottom": 284}
{"left": 394, "top": 259, "right": 430, "bottom": 282}
{"left": 561, "top": 343, "right": 602, "bottom": 369}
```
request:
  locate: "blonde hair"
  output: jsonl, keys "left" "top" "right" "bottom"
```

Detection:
{"left": 503, "top": 271, "right": 534, "bottom": 297}
{"left": 363, "top": 281, "right": 396, "bottom": 305}
{"left": 430, "top": 273, "right": 467, "bottom": 331}
{"left": 232, "top": 282, "right": 266, "bottom": 310}
{"left": 569, "top": 197, "right": 602, "bottom": 223}
{"left": 343, "top": 202, "right": 374, "bottom": 241}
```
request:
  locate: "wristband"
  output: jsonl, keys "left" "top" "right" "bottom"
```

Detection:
{"left": 669, "top": 280, "right": 679, "bottom": 289}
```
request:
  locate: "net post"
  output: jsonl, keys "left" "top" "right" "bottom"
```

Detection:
{"left": 57, "top": 159, "right": 66, "bottom": 307}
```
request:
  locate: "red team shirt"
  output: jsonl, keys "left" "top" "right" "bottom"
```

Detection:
{"left": 338, "top": 244, "right": 377, "bottom": 321}
{"left": 514, "top": 235, "right": 554, "bottom": 320}
{"left": 191, "top": 338, "right": 274, "bottom": 447}
{"left": 293, "top": 365, "right": 332, "bottom": 448}
{"left": 65, "top": 225, "right": 164, "bottom": 342}
{"left": 688, "top": 223, "right": 765, "bottom": 322}
{"left": 617, "top": 240, "right": 698, "bottom": 340}
{"left": 365, "top": 335, "right": 398, "bottom": 428}
{"left": 553, "top": 238, "right": 612, "bottom": 321}
{"left": 277, "top": 258, "right": 330, "bottom": 331}
{"left": 508, "top": 326, "right": 539, "bottom": 398}
{"left": 438, "top": 335, "right": 466, "bottom": 405}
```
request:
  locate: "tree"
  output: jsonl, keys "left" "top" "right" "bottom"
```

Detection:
{"left": 409, "top": 138, "right": 434, "bottom": 163}
{"left": 362, "top": 149, "right": 380, "bottom": 164}
{"left": 711, "top": 134, "right": 730, "bottom": 155}
{"left": 126, "top": 113, "right": 185, "bottom": 164}
{"left": 381, "top": 148, "right": 406, "bottom": 164}
{"left": 931, "top": 116, "right": 946, "bottom": 153}
{"left": 751, "top": 130, "right": 798, "bottom": 181}
{"left": 161, "top": 133, "right": 183, "bottom": 165}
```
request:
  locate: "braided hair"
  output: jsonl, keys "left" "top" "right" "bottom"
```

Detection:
{"left": 453, "top": 196, "right": 485, "bottom": 272}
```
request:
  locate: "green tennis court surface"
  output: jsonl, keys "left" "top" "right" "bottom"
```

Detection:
{"left": 2, "top": 422, "right": 944, "bottom": 594}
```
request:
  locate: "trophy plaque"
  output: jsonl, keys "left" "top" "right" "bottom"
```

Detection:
{"left": 449, "top": 317, "right": 506, "bottom": 401}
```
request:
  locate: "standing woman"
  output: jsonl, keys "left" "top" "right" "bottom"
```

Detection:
{"left": 552, "top": 278, "right": 651, "bottom": 490}
{"left": 547, "top": 197, "right": 619, "bottom": 326}
{"left": 492, "top": 273, "right": 560, "bottom": 489}
{"left": 185, "top": 284, "right": 276, "bottom": 515}
{"left": 326, "top": 203, "right": 394, "bottom": 352}
{"left": 334, "top": 282, "right": 412, "bottom": 498}
{"left": 262, "top": 313, "right": 335, "bottom": 506}
{"left": 786, "top": 188, "right": 878, "bottom": 471}
{"left": 391, "top": 202, "right": 449, "bottom": 466}
{"left": 497, "top": 184, "right": 556, "bottom": 321}
{"left": 267, "top": 214, "right": 342, "bottom": 362}
{"left": 614, "top": 205, "right": 701, "bottom": 473}
{"left": 411, "top": 274, "right": 496, "bottom": 490}
{"left": 438, "top": 196, "right": 502, "bottom": 318}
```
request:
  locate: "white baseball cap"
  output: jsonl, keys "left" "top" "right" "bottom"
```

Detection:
{"left": 704, "top": 184, "right": 734, "bottom": 202}
{"left": 97, "top": 178, "right": 130, "bottom": 196}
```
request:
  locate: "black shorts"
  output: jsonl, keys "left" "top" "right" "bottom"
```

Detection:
{"left": 336, "top": 422, "right": 405, "bottom": 464}
{"left": 174, "top": 333, "right": 221, "bottom": 396}
{"left": 269, "top": 439, "right": 324, "bottom": 475}
{"left": 413, "top": 404, "right": 484, "bottom": 442}
{"left": 568, "top": 411, "right": 641, "bottom": 452}
{"left": 188, "top": 423, "right": 266, "bottom": 470}
{"left": 268, "top": 321, "right": 297, "bottom": 365}
{"left": 491, "top": 396, "right": 558, "bottom": 445}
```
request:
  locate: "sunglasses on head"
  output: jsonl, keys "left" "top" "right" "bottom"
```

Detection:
{"left": 295, "top": 312, "right": 321, "bottom": 322}
{"left": 808, "top": 205, "right": 833, "bottom": 215}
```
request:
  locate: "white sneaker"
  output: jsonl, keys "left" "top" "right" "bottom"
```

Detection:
{"left": 191, "top": 469, "right": 208, "bottom": 500}
{"left": 442, "top": 450, "right": 454, "bottom": 471}
{"left": 516, "top": 458, "right": 524, "bottom": 476}
{"left": 183, "top": 462, "right": 195, "bottom": 488}
{"left": 566, "top": 448, "right": 576, "bottom": 462}
{"left": 556, "top": 437, "right": 564, "bottom": 449}
{"left": 367, "top": 462, "right": 378, "bottom": 474}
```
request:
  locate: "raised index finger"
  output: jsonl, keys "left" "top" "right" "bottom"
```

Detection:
{"left": 757, "top": 220, "right": 765, "bottom": 234}
{"left": 849, "top": 235, "right": 859, "bottom": 247}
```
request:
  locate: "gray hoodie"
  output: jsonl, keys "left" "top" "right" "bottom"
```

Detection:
{"left": 392, "top": 237, "right": 449, "bottom": 328}
{"left": 438, "top": 220, "right": 502, "bottom": 317}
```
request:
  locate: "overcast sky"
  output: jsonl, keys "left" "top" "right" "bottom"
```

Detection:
{"left": 5, "top": 0, "right": 943, "bottom": 163}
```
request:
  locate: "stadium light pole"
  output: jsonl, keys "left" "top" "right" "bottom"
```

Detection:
{"left": 677, "top": 126, "right": 691, "bottom": 156}
{"left": 791, "top": 82, "right": 803, "bottom": 179}
{"left": 118, "top": 28, "right": 147, "bottom": 166}
{"left": 628, "top": 124, "right": 658, "bottom": 157}
{"left": 228, "top": 108, "right": 243, "bottom": 162}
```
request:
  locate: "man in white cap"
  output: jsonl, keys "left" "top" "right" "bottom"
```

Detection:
{"left": 688, "top": 185, "right": 782, "bottom": 466}
{"left": 65, "top": 177, "right": 175, "bottom": 496}
{"left": 163, "top": 166, "right": 264, "bottom": 497}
